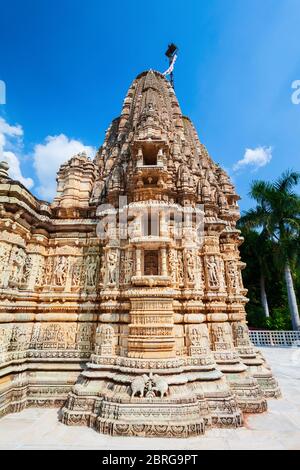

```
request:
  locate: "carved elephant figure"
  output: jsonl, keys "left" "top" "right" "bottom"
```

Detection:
{"left": 153, "top": 375, "right": 169, "bottom": 398}
{"left": 131, "top": 374, "right": 148, "bottom": 398}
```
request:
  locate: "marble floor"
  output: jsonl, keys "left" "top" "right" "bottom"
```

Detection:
{"left": 0, "top": 347, "right": 299, "bottom": 450}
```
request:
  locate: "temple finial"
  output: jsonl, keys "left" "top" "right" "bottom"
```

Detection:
{"left": 163, "top": 43, "right": 178, "bottom": 88}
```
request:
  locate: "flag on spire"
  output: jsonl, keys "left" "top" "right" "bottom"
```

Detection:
{"left": 163, "top": 54, "right": 177, "bottom": 76}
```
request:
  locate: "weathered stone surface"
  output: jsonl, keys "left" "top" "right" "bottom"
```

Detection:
{"left": 0, "top": 70, "right": 280, "bottom": 437}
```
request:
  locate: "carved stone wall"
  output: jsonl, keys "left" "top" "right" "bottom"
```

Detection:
{"left": 0, "top": 70, "right": 280, "bottom": 437}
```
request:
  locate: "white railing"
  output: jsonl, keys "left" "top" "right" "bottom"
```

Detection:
{"left": 249, "top": 330, "right": 300, "bottom": 347}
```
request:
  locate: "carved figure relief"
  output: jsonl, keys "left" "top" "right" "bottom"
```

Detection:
{"left": 95, "top": 324, "right": 115, "bottom": 356}
{"left": 0, "top": 243, "right": 10, "bottom": 286}
{"left": 206, "top": 255, "right": 219, "bottom": 288}
{"left": 21, "top": 255, "right": 33, "bottom": 285}
{"left": 185, "top": 250, "right": 195, "bottom": 283}
{"left": 107, "top": 251, "right": 118, "bottom": 285}
{"left": 10, "top": 247, "right": 26, "bottom": 284}
{"left": 85, "top": 256, "right": 98, "bottom": 287}
{"left": 227, "top": 260, "right": 239, "bottom": 291}
{"left": 54, "top": 256, "right": 68, "bottom": 286}
{"left": 71, "top": 259, "right": 82, "bottom": 287}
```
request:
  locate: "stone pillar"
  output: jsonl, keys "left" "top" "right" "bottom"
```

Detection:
{"left": 161, "top": 247, "right": 167, "bottom": 276}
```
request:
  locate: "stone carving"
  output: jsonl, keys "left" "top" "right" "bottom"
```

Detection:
{"left": 227, "top": 260, "right": 239, "bottom": 291}
{"left": 21, "top": 255, "right": 33, "bottom": 285}
{"left": 232, "top": 322, "right": 251, "bottom": 347}
{"left": 188, "top": 325, "right": 210, "bottom": 356}
{"left": 123, "top": 250, "right": 134, "bottom": 284}
{"left": 43, "top": 257, "right": 54, "bottom": 285}
{"left": 131, "top": 374, "right": 148, "bottom": 398}
{"left": 10, "top": 247, "right": 26, "bottom": 285}
{"left": 35, "top": 256, "right": 45, "bottom": 288}
{"left": 195, "top": 253, "right": 203, "bottom": 290}
{"left": 54, "top": 256, "right": 68, "bottom": 286}
{"left": 95, "top": 325, "right": 115, "bottom": 356}
{"left": 168, "top": 249, "right": 177, "bottom": 284}
{"left": 107, "top": 251, "right": 118, "bottom": 285}
{"left": 0, "top": 68, "right": 280, "bottom": 437}
{"left": 85, "top": 256, "right": 98, "bottom": 287}
{"left": 207, "top": 255, "right": 219, "bottom": 288}
{"left": 218, "top": 257, "right": 226, "bottom": 292}
{"left": 71, "top": 259, "right": 82, "bottom": 287}
{"left": 152, "top": 374, "right": 169, "bottom": 398}
{"left": 211, "top": 323, "right": 233, "bottom": 351}
{"left": 131, "top": 373, "right": 169, "bottom": 398}
{"left": 177, "top": 250, "right": 184, "bottom": 285}
{"left": 0, "top": 243, "right": 10, "bottom": 286}
{"left": 185, "top": 250, "right": 195, "bottom": 283}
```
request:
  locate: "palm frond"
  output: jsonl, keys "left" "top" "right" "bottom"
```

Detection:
{"left": 274, "top": 170, "right": 300, "bottom": 194}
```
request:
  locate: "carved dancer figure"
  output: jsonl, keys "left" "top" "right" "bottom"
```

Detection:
{"left": 54, "top": 256, "right": 68, "bottom": 286}
{"left": 107, "top": 251, "right": 118, "bottom": 284}
{"left": 207, "top": 255, "right": 219, "bottom": 287}
{"left": 86, "top": 257, "right": 97, "bottom": 286}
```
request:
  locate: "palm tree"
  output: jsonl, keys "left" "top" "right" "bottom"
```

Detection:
{"left": 240, "top": 170, "right": 300, "bottom": 330}
{"left": 238, "top": 227, "right": 271, "bottom": 318}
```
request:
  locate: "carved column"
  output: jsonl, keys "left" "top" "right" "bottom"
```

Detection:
{"left": 161, "top": 247, "right": 167, "bottom": 276}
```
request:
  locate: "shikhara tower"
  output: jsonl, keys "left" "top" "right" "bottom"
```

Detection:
{"left": 0, "top": 70, "right": 280, "bottom": 437}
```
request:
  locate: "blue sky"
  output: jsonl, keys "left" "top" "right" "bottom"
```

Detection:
{"left": 0, "top": 0, "right": 300, "bottom": 209}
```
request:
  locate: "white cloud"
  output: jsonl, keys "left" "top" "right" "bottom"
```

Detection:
{"left": 0, "top": 117, "right": 96, "bottom": 198}
{"left": 33, "top": 134, "right": 96, "bottom": 200}
{"left": 233, "top": 146, "right": 272, "bottom": 172}
{"left": 0, "top": 117, "right": 23, "bottom": 138}
{"left": 2, "top": 151, "right": 34, "bottom": 189}
{"left": 0, "top": 117, "right": 33, "bottom": 189}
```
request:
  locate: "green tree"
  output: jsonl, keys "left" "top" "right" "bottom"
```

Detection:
{"left": 240, "top": 170, "right": 300, "bottom": 330}
{"left": 238, "top": 227, "right": 271, "bottom": 318}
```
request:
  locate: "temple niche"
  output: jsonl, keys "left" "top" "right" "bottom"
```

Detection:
{"left": 0, "top": 70, "right": 280, "bottom": 438}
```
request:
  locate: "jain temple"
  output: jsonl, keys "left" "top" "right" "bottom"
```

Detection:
{"left": 0, "top": 69, "right": 280, "bottom": 437}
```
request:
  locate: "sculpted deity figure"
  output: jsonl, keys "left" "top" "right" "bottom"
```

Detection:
{"left": 207, "top": 255, "right": 219, "bottom": 287}
{"left": 107, "top": 251, "right": 118, "bottom": 284}
{"left": 188, "top": 325, "right": 210, "bottom": 356}
{"left": 86, "top": 256, "right": 97, "bottom": 286}
{"left": 21, "top": 255, "right": 32, "bottom": 285}
{"left": 186, "top": 250, "right": 195, "bottom": 283}
{"left": 72, "top": 259, "right": 82, "bottom": 287}
{"left": 232, "top": 322, "right": 250, "bottom": 347}
{"left": 218, "top": 258, "right": 226, "bottom": 292}
{"left": 43, "top": 257, "right": 54, "bottom": 285}
{"left": 100, "top": 254, "right": 106, "bottom": 284}
{"left": 212, "top": 323, "right": 232, "bottom": 350}
{"left": 227, "top": 260, "right": 239, "bottom": 289}
{"left": 0, "top": 244, "right": 9, "bottom": 285}
{"left": 95, "top": 324, "right": 115, "bottom": 356}
{"left": 168, "top": 249, "right": 177, "bottom": 284}
{"left": 195, "top": 253, "right": 203, "bottom": 289}
{"left": 177, "top": 250, "right": 184, "bottom": 285}
{"left": 10, "top": 247, "right": 26, "bottom": 284}
{"left": 54, "top": 256, "right": 68, "bottom": 286}
{"left": 35, "top": 257, "right": 45, "bottom": 287}
{"left": 190, "top": 327, "right": 201, "bottom": 346}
